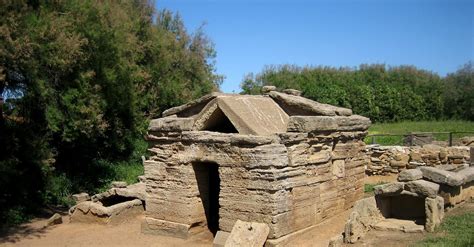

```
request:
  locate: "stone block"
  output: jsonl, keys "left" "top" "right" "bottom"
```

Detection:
{"left": 149, "top": 117, "right": 194, "bottom": 132}
{"left": 425, "top": 196, "right": 444, "bottom": 232}
{"left": 282, "top": 89, "right": 302, "bottom": 96}
{"left": 141, "top": 217, "right": 193, "bottom": 239}
{"left": 405, "top": 180, "right": 440, "bottom": 198}
{"left": 45, "top": 213, "right": 62, "bottom": 227}
{"left": 419, "top": 167, "right": 465, "bottom": 186}
{"left": 287, "top": 116, "right": 338, "bottom": 132}
{"left": 72, "top": 193, "right": 90, "bottom": 203}
{"left": 225, "top": 220, "right": 270, "bottom": 247}
{"left": 398, "top": 169, "right": 423, "bottom": 182}
{"left": 213, "top": 231, "right": 231, "bottom": 247}
{"left": 374, "top": 182, "right": 404, "bottom": 196}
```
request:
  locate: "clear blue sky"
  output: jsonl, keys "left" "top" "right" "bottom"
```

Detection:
{"left": 156, "top": 0, "right": 473, "bottom": 93}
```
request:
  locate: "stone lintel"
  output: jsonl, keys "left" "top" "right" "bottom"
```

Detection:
{"left": 149, "top": 118, "right": 194, "bottom": 132}
{"left": 287, "top": 115, "right": 371, "bottom": 133}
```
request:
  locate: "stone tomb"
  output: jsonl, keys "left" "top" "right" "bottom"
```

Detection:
{"left": 141, "top": 88, "right": 371, "bottom": 246}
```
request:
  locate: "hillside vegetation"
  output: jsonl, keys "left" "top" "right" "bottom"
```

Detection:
{"left": 242, "top": 63, "right": 474, "bottom": 122}
{"left": 0, "top": 0, "right": 221, "bottom": 227}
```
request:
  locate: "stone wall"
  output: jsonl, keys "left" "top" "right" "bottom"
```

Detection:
{"left": 142, "top": 117, "right": 369, "bottom": 245}
{"left": 345, "top": 165, "right": 474, "bottom": 243}
{"left": 366, "top": 144, "right": 471, "bottom": 175}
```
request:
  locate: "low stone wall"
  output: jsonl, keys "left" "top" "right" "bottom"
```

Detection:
{"left": 366, "top": 145, "right": 471, "bottom": 175}
{"left": 344, "top": 165, "right": 474, "bottom": 243}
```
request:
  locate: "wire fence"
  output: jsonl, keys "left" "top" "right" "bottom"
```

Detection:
{"left": 365, "top": 131, "right": 474, "bottom": 146}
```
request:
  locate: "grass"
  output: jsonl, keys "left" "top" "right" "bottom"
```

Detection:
{"left": 364, "top": 182, "right": 387, "bottom": 193}
{"left": 414, "top": 212, "right": 474, "bottom": 247}
{"left": 365, "top": 120, "right": 474, "bottom": 145}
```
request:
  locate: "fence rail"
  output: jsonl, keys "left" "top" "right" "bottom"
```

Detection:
{"left": 366, "top": 131, "right": 474, "bottom": 146}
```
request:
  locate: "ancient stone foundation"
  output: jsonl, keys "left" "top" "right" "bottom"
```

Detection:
{"left": 345, "top": 165, "right": 474, "bottom": 243}
{"left": 366, "top": 144, "right": 471, "bottom": 175}
{"left": 141, "top": 88, "right": 371, "bottom": 245}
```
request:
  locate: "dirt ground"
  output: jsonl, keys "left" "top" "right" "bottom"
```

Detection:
{"left": 0, "top": 209, "right": 352, "bottom": 247}
{"left": 1, "top": 174, "right": 470, "bottom": 247}
{"left": 364, "top": 173, "right": 398, "bottom": 184}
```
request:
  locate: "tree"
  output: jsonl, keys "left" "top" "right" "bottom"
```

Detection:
{"left": 0, "top": 0, "right": 221, "bottom": 226}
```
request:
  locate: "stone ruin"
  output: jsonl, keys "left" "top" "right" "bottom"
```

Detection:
{"left": 69, "top": 179, "right": 146, "bottom": 224}
{"left": 141, "top": 87, "right": 371, "bottom": 246}
{"left": 366, "top": 144, "right": 471, "bottom": 175}
{"left": 345, "top": 165, "right": 474, "bottom": 243}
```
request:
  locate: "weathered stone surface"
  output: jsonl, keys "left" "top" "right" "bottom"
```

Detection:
{"left": 328, "top": 235, "right": 343, "bottom": 247}
{"left": 373, "top": 182, "right": 404, "bottom": 196}
{"left": 213, "top": 231, "right": 231, "bottom": 247}
{"left": 372, "top": 218, "right": 424, "bottom": 233}
{"left": 72, "top": 193, "right": 90, "bottom": 203}
{"left": 425, "top": 196, "right": 444, "bottom": 232}
{"left": 398, "top": 169, "right": 423, "bottom": 182}
{"left": 149, "top": 117, "right": 194, "bottom": 132}
{"left": 366, "top": 145, "right": 470, "bottom": 176}
{"left": 335, "top": 115, "right": 371, "bottom": 131}
{"left": 143, "top": 91, "right": 369, "bottom": 242}
{"left": 405, "top": 180, "right": 440, "bottom": 198}
{"left": 420, "top": 167, "right": 465, "bottom": 186}
{"left": 225, "top": 220, "right": 270, "bottom": 247}
{"left": 390, "top": 160, "right": 406, "bottom": 168}
{"left": 287, "top": 115, "right": 370, "bottom": 133}
{"left": 344, "top": 197, "right": 383, "bottom": 243}
{"left": 115, "top": 182, "right": 146, "bottom": 201}
{"left": 471, "top": 147, "right": 473, "bottom": 165}
{"left": 111, "top": 181, "right": 127, "bottom": 188}
{"left": 217, "top": 96, "right": 289, "bottom": 136}
{"left": 458, "top": 167, "right": 474, "bottom": 183}
{"left": 282, "top": 89, "right": 302, "bottom": 96}
{"left": 141, "top": 217, "right": 193, "bottom": 239}
{"left": 45, "top": 213, "right": 62, "bottom": 227}
{"left": 261, "top": 86, "right": 277, "bottom": 94}
{"left": 162, "top": 92, "right": 220, "bottom": 117}
{"left": 287, "top": 116, "right": 337, "bottom": 132}
{"left": 268, "top": 91, "right": 352, "bottom": 116}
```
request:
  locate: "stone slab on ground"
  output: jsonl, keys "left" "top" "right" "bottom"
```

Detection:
{"left": 372, "top": 218, "right": 424, "bottom": 233}
{"left": 225, "top": 220, "right": 270, "bottom": 247}
{"left": 213, "top": 231, "right": 230, "bottom": 247}
{"left": 45, "top": 213, "right": 62, "bottom": 227}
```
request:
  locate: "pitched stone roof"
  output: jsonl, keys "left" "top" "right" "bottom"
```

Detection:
{"left": 151, "top": 88, "right": 370, "bottom": 136}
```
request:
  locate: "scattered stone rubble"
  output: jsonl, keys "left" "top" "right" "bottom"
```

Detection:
{"left": 45, "top": 213, "right": 63, "bottom": 227}
{"left": 344, "top": 164, "right": 474, "bottom": 243}
{"left": 366, "top": 144, "right": 471, "bottom": 175}
{"left": 141, "top": 87, "right": 371, "bottom": 246}
{"left": 69, "top": 181, "right": 145, "bottom": 224}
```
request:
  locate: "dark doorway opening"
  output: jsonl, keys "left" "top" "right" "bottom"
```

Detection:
{"left": 377, "top": 195, "right": 426, "bottom": 225}
{"left": 192, "top": 162, "right": 220, "bottom": 235}
{"left": 201, "top": 107, "right": 238, "bottom": 133}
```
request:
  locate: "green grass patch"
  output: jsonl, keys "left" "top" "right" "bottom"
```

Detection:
{"left": 365, "top": 120, "right": 474, "bottom": 145}
{"left": 414, "top": 212, "right": 474, "bottom": 247}
{"left": 364, "top": 182, "right": 387, "bottom": 193}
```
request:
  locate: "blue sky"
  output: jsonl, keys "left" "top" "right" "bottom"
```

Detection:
{"left": 156, "top": 0, "right": 473, "bottom": 93}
